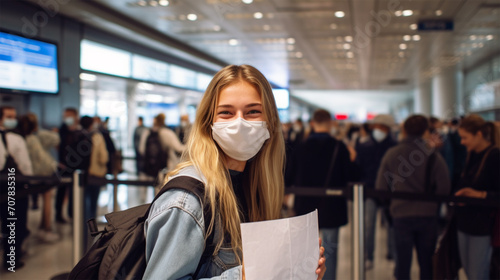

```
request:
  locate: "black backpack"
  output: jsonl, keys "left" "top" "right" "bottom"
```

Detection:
{"left": 68, "top": 176, "right": 215, "bottom": 280}
{"left": 0, "top": 130, "right": 18, "bottom": 173}
{"left": 144, "top": 130, "right": 168, "bottom": 177}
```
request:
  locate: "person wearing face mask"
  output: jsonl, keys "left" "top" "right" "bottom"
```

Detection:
{"left": 143, "top": 65, "right": 326, "bottom": 280}
{"left": 55, "top": 107, "right": 80, "bottom": 223}
{"left": 354, "top": 114, "right": 397, "bottom": 270}
{"left": 174, "top": 114, "right": 193, "bottom": 144}
{"left": 0, "top": 106, "right": 33, "bottom": 271}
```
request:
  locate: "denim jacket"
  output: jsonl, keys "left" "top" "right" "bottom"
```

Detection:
{"left": 144, "top": 166, "right": 242, "bottom": 279}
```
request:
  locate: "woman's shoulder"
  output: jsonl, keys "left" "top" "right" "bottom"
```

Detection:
{"left": 149, "top": 187, "right": 204, "bottom": 225}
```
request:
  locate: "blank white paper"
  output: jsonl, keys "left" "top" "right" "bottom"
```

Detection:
{"left": 240, "top": 210, "right": 319, "bottom": 280}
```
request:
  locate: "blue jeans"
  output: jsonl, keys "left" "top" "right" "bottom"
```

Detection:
{"left": 321, "top": 228, "right": 339, "bottom": 280}
{"left": 393, "top": 217, "right": 438, "bottom": 280}
{"left": 458, "top": 230, "right": 492, "bottom": 280}
{"left": 364, "top": 198, "right": 377, "bottom": 261}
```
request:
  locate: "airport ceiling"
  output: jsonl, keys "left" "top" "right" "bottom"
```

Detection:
{"left": 27, "top": 0, "right": 500, "bottom": 91}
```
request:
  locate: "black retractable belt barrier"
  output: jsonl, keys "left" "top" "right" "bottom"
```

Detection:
{"left": 285, "top": 184, "right": 499, "bottom": 207}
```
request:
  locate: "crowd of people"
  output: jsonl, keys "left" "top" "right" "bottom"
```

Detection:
{"left": 283, "top": 111, "right": 499, "bottom": 280}
{"left": 0, "top": 74, "right": 499, "bottom": 279}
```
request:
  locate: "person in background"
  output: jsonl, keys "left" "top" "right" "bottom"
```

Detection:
{"left": 0, "top": 106, "right": 33, "bottom": 270}
{"left": 56, "top": 107, "right": 80, "bottom": 223}
{"left": 454, "top": 114, "right": 500, "bottom": 280}
{"left": 93, "top": 116, "right": 117, "bottom": 175}
{"left": 143, "top": 64, "right": 326, "bottom": 280}
{"left": 17, "top": 113, "right": 60, "bottom": 242}
{"left": 288, "top": 118, "right": 305, "bottom": 149}
{"left": 175, "top": 114, "right": 193, "bottom": 144}
{"left": 139, "top": 113, "right": 185, "bottom": 175}
{"left": 375, "top": 115, "right": 451, "bottom": 280}
{"left": 355, "top": 114, "right": 398, "bottom": 270}
{"left": 133, "top": 116, "right": 147, "bottom": 175}
{"left": 79, "top": 116, "right": 109, "bottom": 250}
{"left": 288, "top": 109, "right": 352, "bottom": 280}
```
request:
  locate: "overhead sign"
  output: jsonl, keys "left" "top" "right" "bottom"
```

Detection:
{"left": 418, "top": 19, "right": 454, "bottom": 31}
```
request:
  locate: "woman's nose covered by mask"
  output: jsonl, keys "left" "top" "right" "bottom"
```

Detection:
{"left": 212, "top": 118, "right": 270, "bottom": 161}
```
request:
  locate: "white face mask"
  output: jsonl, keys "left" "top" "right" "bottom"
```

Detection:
{"left": 212, "top": 118, "right": 270, "bottom": 161}
{"left": 372, "top": 128, "right": 387, "bottom": 142}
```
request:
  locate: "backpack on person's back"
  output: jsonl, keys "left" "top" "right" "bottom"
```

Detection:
{"left": 67, "top": 175, "right": 216, "bottom": 280}
{"left": 144, "top": 129, "right": 168, "bottom": 177}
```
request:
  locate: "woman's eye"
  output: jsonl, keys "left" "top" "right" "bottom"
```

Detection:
{"left": 247, "top": 110, "right": 262, "bottom": 115}
{"left": 218, "top": 111, "right": 231, "bottom": 115}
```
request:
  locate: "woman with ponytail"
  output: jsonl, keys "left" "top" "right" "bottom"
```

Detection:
{"left": 455, "top": 114, "right": 500, "bottom": 280}
{"left": 143, "top": 65, "right": 326, "bottom": 279}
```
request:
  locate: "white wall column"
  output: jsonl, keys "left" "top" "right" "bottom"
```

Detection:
{"left": 126, "top": 83, "right": 138, "bottom": 151}
{"left": 414, "top": 80, "right": 432, "bottom": 115}
{"left": 432, "top": 68, "right": 458, "bottom": 119}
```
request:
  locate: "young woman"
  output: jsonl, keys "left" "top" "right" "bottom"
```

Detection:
{"left": 143, "top": 65, "right": 326, "bottom": 279}
{"left": 455, "top": 115, "right": 500, "bottom": 280}
{"left": 17, "top": 113, "right": 61, "bottom": 242}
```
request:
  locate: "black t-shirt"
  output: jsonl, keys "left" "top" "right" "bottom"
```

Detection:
{"left": 456, "top": 146, "right": 500, "bottom": 235}
{"left": 229, "top": 169, "right": 249, "bottom": 223}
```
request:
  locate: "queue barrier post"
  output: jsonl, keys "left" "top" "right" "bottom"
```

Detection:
{"left": 72, "top": 170, "right": 84, "bottom": 266}
{"left": 352, "top": 184, "right": 365, "bottom": 280}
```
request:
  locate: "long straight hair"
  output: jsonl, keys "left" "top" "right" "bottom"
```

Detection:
{"left": 166, "top": 65, "right": 285, "bottom": 262}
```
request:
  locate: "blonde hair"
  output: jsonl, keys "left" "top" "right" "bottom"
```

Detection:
{"left": 166, "top": 65, "right": 285, "bottom": 262}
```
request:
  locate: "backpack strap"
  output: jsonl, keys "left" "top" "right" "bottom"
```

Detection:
{"left": 149, "top": 175, "right": 215, "bottom": 278}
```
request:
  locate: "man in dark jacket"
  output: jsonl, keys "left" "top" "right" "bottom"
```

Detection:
{"left": 375, "top": 115, "right": 451, "bottom": 280}
{"left": 355, "top": 114, "right": 397, "bottom": 269}
{"left": 288, "top": 109, "right": 352, "bottom": 280}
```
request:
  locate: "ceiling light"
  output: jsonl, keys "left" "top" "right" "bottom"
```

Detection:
{"left": 410, "top": 23, "right": 418, "bottom": 30}
{"left": 346, "top": 52, "right": 354, "bottom": 58}
{"left": 213, "top": 25, "right": 221, "bottom": 31}
{"left": 435, "top": 10, "right": 442, "bottom": 16}
{"left": 402, "top": 10, "right": 413, "bottom": 16}
{"left": 399, "top": 43, "right": 407, "bottom": 50}
{"left": 187, "top": 14, "right": 197, "bottom": 21}
{"left": 138, "top": 0, "right": 146, "bottom": 6}
{"left": 395, "top": 10, "right": 403, "bottom": 17}
{"left": 229, "top": 39, "right": 239, "bottom": 46}
{"left": 158, "top": 0, "right": 169, "bottom": 6}
{"left": 263, "top": 25, "right": 270, "bottom": 31}
{"left": 403, "top": 35, "right": 411, "bottom": 41}
{"left": 287, "top": 38, "right": 296, "bottom": 44}
{"left": 412, "top": 35, "right": 421, "bottom": 41}
{"left": 469, "top": 35, "right": 477, "bottom": 40}
{"left": 138, "top": 83, "right": 155, "bottom": 91}
{"left": 242, "top": 0, "right": 253, "bottom": 4}
{"left": 398, "top": 52, "right": 405, "bottom": 58}
{"left": 330, "top": 23, "right": 338, "bottom": 29}
{"left": 334, "top": 11, "right": 345, "bottom": 18}
{"left": 478, "top": 43, "right": 484, "bottom": 48}
{"left": 343, "top": 43, "right": 351, "bottom": 50}
{"left": 295, "top": 52, "right": 303, "bottom": 58}
{"left": 345, "top": 36, "right": 353, "bottom": 42}
{"left": 80, "top": 73, "right": 97, "bottom": 81}
{"left": 146, "top": 94, "right": 163, "bottom": 102}
{"left": 486, "top": 35, "right": 494, "bottom": 40}
{"left": 254, "top": 12, "right": 263, "bottom": 19}
{"left": 149, "top": 1, "right": 158, "bottom": 6}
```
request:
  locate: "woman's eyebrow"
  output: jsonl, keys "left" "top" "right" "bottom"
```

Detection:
{"left": 245, "top": 103, "right": 262, "bottom": 108}
{"left": 217, "top": 103, "right": 262, "bottom": 108}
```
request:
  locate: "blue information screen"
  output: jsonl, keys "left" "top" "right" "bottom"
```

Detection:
{"left": 0, "top": 31, "right": 59, "bottom": 94}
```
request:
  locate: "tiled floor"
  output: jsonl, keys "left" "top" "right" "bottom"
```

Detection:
{"left": 1, "top": 185, "right": 463, "bottom": 280}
